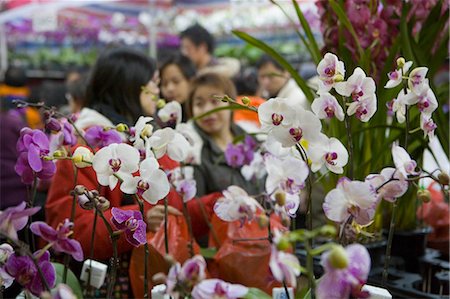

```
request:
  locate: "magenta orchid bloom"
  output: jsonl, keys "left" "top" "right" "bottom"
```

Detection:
{"left": 316, "top": 244, "right": 371, "bottom": 299}
{"left": 0, "top": 202, "right": 40, "bottom": 240}
{"left": 110, "top": 208, "right": 147, "bottom": 247}
{"left": 84, "top": 125, "right": 122, "bottom": 148}
{"left": 30, "top": 219, "right": 83, "bottom": 261}
{"left": 5, "top": 250, "right": 56, "bottom": 297}
{"left": 14, "top": 128, "right": 56, "bottom": 185}
{"left": 191, "top": 279, "right": 248, "bottom": 299}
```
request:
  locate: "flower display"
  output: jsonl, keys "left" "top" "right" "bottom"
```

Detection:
{"left": 30, "top": 219, "right": 84, "bottom": 261}
{"left": 110, "top": 208, "right": 147, "bottom": 247}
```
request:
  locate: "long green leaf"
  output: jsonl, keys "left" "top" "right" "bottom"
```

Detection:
{"left": 269, "top": 0, "right": 318, "bottom": 64}
{"left": 291, "top": 0, "right": 322, "bottom": 64}
{"left": 400, "top": 3, "right": 416, "bottom": 63}
{"left": 243, "top": 288, "right": 272, "bottom": 299}
{"left": 233, "top": 30, "right": 315, "bottom": 102}
{"left": 53, "top": 262, "right": 83, "bottom": 299}
{"left": 190, "top": 104, "right": 254, "bottom": 121}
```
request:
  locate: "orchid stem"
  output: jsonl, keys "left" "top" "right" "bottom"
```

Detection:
{"left": 26, "top": 176, "right": 38, "bottom": 252}
{"left": 343, "top": 100, "right": 354, "bottom": 180}
{"left": 182, "top": 201, "right": 194, "bottom": 257}
{"left": 283, "top": 280, "right": 291, "bottom": 299}
{"left": 304, "top": 240, "right": 316, "bottom": 299}
{"left": 382, "top": 201, "right": 398, "bottom": 286}
{"left": 135, "top": 197, "right": 150, "bottom": 298}
{"left": 164, "top": 197, "right": 169, "bottom": 254}
{"left": 85, "top": 209, "right": 98, "bottom": 296}
{"left": 64, "top": 167, "right": 78, "bottom": 283}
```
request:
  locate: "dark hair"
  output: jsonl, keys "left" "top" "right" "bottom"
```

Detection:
{"left": 180, "top": 24, "right": 215, "bottom": 54}
{"left": 4, "top": 66, "right": 27, "bottom": 87}
{"left": 66, "top": 74, "right": 88, "bottom": 107}
{"left": 159, "top": 53, "right": 196, "bottom": 81}
{"left": 186, "top": 73, "right": 237, "bottom": 119}
{"left": 85, "top": 47, "right": 156, "bottom": 122}
{"left": 256, "top": 54, "right": 284, "bottom": 71}
{"left": 233, "top": 67, "right": 259, "bottom": 95}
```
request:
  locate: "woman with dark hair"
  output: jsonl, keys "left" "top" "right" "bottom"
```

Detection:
{"left": 186, "top": 72, "right": 264, "bottom": 197}
{"left": 159, "top": 53, "right": 196, "bottom": 122}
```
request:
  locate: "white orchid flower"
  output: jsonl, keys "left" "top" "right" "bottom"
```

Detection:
{"left": 384, "top": 60, "right": 413, "bottom": 89}
{"left": 120, "top": 157, "right": 170, "bottom": 204}
{"left": 158, "top": 101, "right": 182, "bottom": 127}
{"left": 400, "top": 85, "right": 437, "bottom": 116}
{"left": 311, "top": 92, "right": 345, "bottom": 121}
{"left": 323, "top": 178, "right": 378, "bottom": 225}
{"left": 132, "top": 116, "right": 153, "bottom": 150}
{"left": 391, "top": 92, "right": 407, "bottom": 123}
{"left": 420, "top": 114, "right": 437, "bottom": 139}
{"left": 335, "top": 67, "right": 376, "bottom": 102}
{"left": 392, "top": 144, "right": 418, "bottom": 177}
{"left": 241, "top": 151, "right": 266, "bottom": 181}
{"left": 258, "top": 97, "right": 296, "bottom": 130}
{"left": 365, "top": 167, "right": 408, "bottom": 202}
{"left": 213, "top": 185, "right": 263, "bottom": 224}
{"left": 347, "top": 94, "right": 377, "bottom": 122}
{"left": 265, "top": 155, "right": 309, "bottom": 197}
{"left": 72, "top": 146, "right": 94, "bottom": 168}
{"left": 148, "top": 127, "right": 190, "bottom": 162}
{"left": 308, "top": 134, "right": 348, "bottom": 174}
{"left": 317, "top": 53, "right": 346, "bottom": 92}
{"left": 92, "top": 143, "right": 140, "bottom": 190}
{"left": 408, "top": 67, "right": 429, "bottom": 94}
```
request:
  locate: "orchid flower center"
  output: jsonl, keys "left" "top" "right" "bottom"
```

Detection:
{"left": 324, "top": 67, "right": 335, "bottom": 77}
{"left": 325, "top": 152, "right": 338, "bottom": 165}
{"left": 271, "top": 113, "right": 284, "bottom": 126}
{"left": 411, "top": 74, "right": 422, "bottom": 86}
{"left": 355, "top": 106, "right": 368, "bottom": 119}
{"left": 109, "top": 159, "right": 122, "bottom": 172}
{"left": 18, "top": 272, "right": 33, "bottom": 285}
{"left": 282, "top": 178, "right": 302, "bottom": 194}
{"left": 324, "top": 106, "right": 335, "bottom": 118}
{"left": 289, "top": 127, "right": 303, "bottom": 142}
{"left": 214, "top": 282, "right": 227, "bottom": 296}
{"left": 388, "top": 71, "right": 399, "bottom": 80}
{"left": 417, "top": 97, "right": 430, "bottom": 111}
{"left": 137, "top": 180, "right": 150, "bottom": 196}
{"left": 184, "top": 263, "right": 200, "bottom": 281}
{"left": 125, "top": 217, "right": 139, "bottom": 231}
{"left": 404, "top": 161, "right": 417, "bottom": 174}
{"left": 351, "top": 90, "right": 364, "bottom": 101}
{"left": 424, "top": 120, "right": 437, "bottom": 132}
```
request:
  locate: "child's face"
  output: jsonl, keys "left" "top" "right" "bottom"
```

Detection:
{"left": 161, "top": 64, "right": 190, "bottom": 104}
{"left": 192, "top": 85, "right": 231, "bottom": 135}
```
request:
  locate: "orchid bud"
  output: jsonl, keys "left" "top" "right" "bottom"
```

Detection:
{"left": 275, "top": 192, "right": 286, "bottom": 207}
{"left": 256, "top": 214, "right": 269, "bottom": 229}
{"left": 328, "top": 245, "right": 349, "bottom": 269}
{"left": 241, "top": 96, "right": 251, "bottom": 106}
{"left": 333, "top": 74, "right": 344, "bottom": 82}
{"left": 164, "top": 254, "right": 176, "bottom": 266}
{"left": 319, "top": 225, "right": 337, "bottom": 237}
{"left": 396, "top": 57, "right": 406, "bottom": 68}
{"left": 73, "top": 185, "right": 87, "bottom": 195}
{"left": 77, "top": 194, "right": 94, "bottom": 210}
{"left": 438, "top": 172, "right": 449, "bottom": 186}
{"left": 417, "top": 189, "right": 431, "bottom": 203}
{"left": 156, "top": 99, "right": 166, "bottom": 108}
{"left": 140, "top": 124, "right": 154, "bottom": 139}
{"left": 116, "top": 123, "right": 128, "bottom": 132}
{"left": 221, "top": 95, "right": 232, "bottom": 103}
{"left": 69, "top": 113, "right": 78, "bottom": 123}
{"left": 95, "top": 196, "right": 110, "bottom": 211}
{"left": 72, "top": 146, "right": 93, "bottom": 168}
{"left": 46, "top": 117, "right": 62, "bottom": 133}
{"left": 276, "top": 236, "right": 291, "bottom": 251}
{"left": 53, "top": 150, "right": 66, "bottom": 158}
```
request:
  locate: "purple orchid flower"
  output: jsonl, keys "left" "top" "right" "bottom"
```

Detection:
{"left": 5, "top": 250, "right": 56, "bottom": 297}
{"left": 242, "top": 135, "right": 257, "bottom": 163}
{"left": 0, "top": 202, "right": 40, "bottom": 240}
{"left": 61, "top": 121, "right": 77, "bottom": 146}
{"left": 84, "top": 125, "right": 122, "bottom": 148}
{"left": 30, "top": 219, "right": 83, "bottom": 261}
{"left": 191, "top": 279, "right": 248, "bottom": 299}
{"left": 316, "top": 244, "right": 371, "bottom": 299}
{"left": 15, "top": 128, "right": 56, "bottom": 185}
{"left": 110, "top": 208, "right": 147, "bottom": 247}
{"left": 224, "top": 143, "right": 246, "bottom": 168}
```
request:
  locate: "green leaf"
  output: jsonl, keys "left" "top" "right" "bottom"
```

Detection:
{"left": 243, "top": 288, "right": 272, "bottom": 299}
{"left": 291, "top": 0, "right": 321, "bottom": 64}
{"left": 52, "top": 262, "right": 83, "bottom": 299}
{"left": 199, "top": 247, "right": 217, "bottom": 259}
{"left": 233, "top": 30, "right": 315, "bottom": 103}
{"left": 400, "top": 3, "right": 416, "bottom": 63}
{"left": 190, "top": 104, "right": 254, "bottom": 121}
